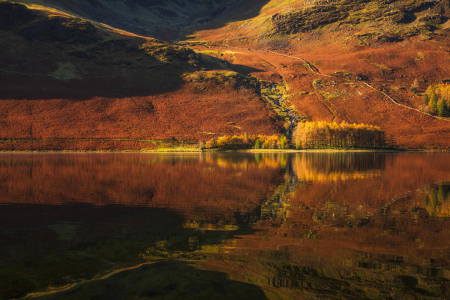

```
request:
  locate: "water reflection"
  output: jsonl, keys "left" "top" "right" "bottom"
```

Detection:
{"left": 2, "top": 153, "right": 450, "bottom": 299}
{"left": 421, "top": 183, "right": 450, "bottom": 217}
{"left": 292, "top": 152, "right": 384, "bottom": 182}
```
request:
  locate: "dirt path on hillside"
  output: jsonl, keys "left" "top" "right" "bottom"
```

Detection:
{"left": 206, "top": 44, "right": 450, "bottom": 125}
{"left": 364, "top": 83, "right": 450, "bottom": 123}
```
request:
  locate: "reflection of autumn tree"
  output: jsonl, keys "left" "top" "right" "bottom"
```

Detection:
{"left": 293, "top": 121, "right": 386, "bottom": 149}
{"left": 423, "top": 184, "right": 450, "bottom": 217}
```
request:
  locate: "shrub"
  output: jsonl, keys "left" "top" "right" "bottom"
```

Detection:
{"left": 205, "top": 139, "right": 216, "bottom": 148}
{"left": 254, "top": 139, "right": 261, "bottom": 149}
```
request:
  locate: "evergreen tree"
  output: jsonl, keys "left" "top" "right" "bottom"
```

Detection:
{"left": 429, "top": 93, "right": 438, "bottom": 113}
{"left": 280, "top": 134, "right": 286, "bottom": 149}
{"left": 438, "top": 99, "right": 447, "bottom": 117}
{"left": 254, "top": 139, "right": 261, "bottom": 149}
{"left": 422, "top": 94, "right": 429, "bottom": 105}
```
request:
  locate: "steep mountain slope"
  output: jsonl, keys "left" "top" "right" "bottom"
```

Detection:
{"left": 2, "top": 0, "right": 450, "bottom": 149}
{"left": 0, "top": 1, "right": 283, "bottom": 150}
{"left": 194, "top": 0, "right": 450, "bottom": 148}
{"left": 10, "top": 0, "right": 263, "bottom": 39}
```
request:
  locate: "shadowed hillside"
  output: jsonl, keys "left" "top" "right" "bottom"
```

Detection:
{"left": 10, "top": 0, "right": 272, "bottom": 39}
{"left": 0, "top": 1, "right": 285, "bottom": 147}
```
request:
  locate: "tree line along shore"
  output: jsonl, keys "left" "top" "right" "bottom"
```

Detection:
{"left": 201, "top": 121, "right": 390, "bottom": 151}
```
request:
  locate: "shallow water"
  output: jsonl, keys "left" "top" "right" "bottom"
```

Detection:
{"left": 1, "top": 152, "right": 450, "bottom": 299}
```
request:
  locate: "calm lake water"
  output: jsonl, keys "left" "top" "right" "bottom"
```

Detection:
{"left": 1, "top": 152, "right": 450, "bottom": 299}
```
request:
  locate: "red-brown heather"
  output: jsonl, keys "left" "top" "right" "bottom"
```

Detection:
{"left": 2, "top": 0, "right": 450, "bottom": 150}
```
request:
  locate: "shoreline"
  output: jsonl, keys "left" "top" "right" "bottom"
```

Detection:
{"left": 0, "top": 149, "right": 441, "bottom": 154}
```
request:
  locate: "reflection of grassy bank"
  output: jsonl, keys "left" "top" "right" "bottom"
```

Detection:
{"left": 144, "top": 146, "right": 201, "bottom": 152}
{"left": 243, "top": 149, "right": 404, "bottom": 153}
{"left": 0, "top": 149, "right": 405, "bottom": 153}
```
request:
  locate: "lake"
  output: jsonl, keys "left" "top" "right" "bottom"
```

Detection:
{"left": 1, "top": 152, "right": 450, "bottom": 299}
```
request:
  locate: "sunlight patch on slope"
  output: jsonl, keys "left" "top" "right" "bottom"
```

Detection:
{"left": 50, "top": 62, "right": 80, "bottom": 80}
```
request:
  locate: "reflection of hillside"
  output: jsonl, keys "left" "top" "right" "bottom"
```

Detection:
{"left": 4, "top": 153, "right": 450, "bottom": 299}
{"left": 289, "top": 153, "right": 450, "bottom": 209}
{"left": 213, "top": 154, "right": 450, "bottom": 298}
{"left": 41, "top": 261, "right": 269, "bottom": 300}
{"left": 0, "top": 203, "right": 264, "bottom": 299}
{"left": 204, "top": 191, "right": 450, "bottom": 299}
{"left": 0, "top": 153, "right": 286, "bottom": 223}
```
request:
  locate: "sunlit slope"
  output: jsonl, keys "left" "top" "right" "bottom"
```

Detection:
{"left": 199, "top": 0, "right": 450, "bottom": 40}
{"left": 193, "top": 0, "right": 450, "bottom": 149}
{"left": 0, "top": 1, "right": 284, "bottom": 150}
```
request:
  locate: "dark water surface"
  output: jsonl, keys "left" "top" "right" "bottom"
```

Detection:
{"left": 1, "top": 152, "right": 450, "bottom": 299}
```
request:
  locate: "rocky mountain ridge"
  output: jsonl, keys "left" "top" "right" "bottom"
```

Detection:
{"left": 13, "top": 0, "right": 246, "bottom": 38}
{"left": 272, "top": 0, "right": 450, "bottom": 37}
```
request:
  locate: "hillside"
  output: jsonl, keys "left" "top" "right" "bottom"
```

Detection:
{"left": 2, "top": 0, "right": 450, "bottom": 150}
{"left": 10, "top": 0, "right": 254, "bottom": 39}
{"left": 0, "top": 1, "right": 283, "bottom": 151}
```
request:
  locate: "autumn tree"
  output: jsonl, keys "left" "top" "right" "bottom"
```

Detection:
{"left": 425, "top": 84, "right": 436, "bottom": 97}
{"left": 293, "top": 121, "right": 386, "bottom": 149}
{"left": 422, "top": 83, "right": 450, "bottom": 117}
{"left": 205, "top": 139, "right": 216, "bottom": 148}
{"left": 410, "top": 79, "right": 419, "bottom": 93}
